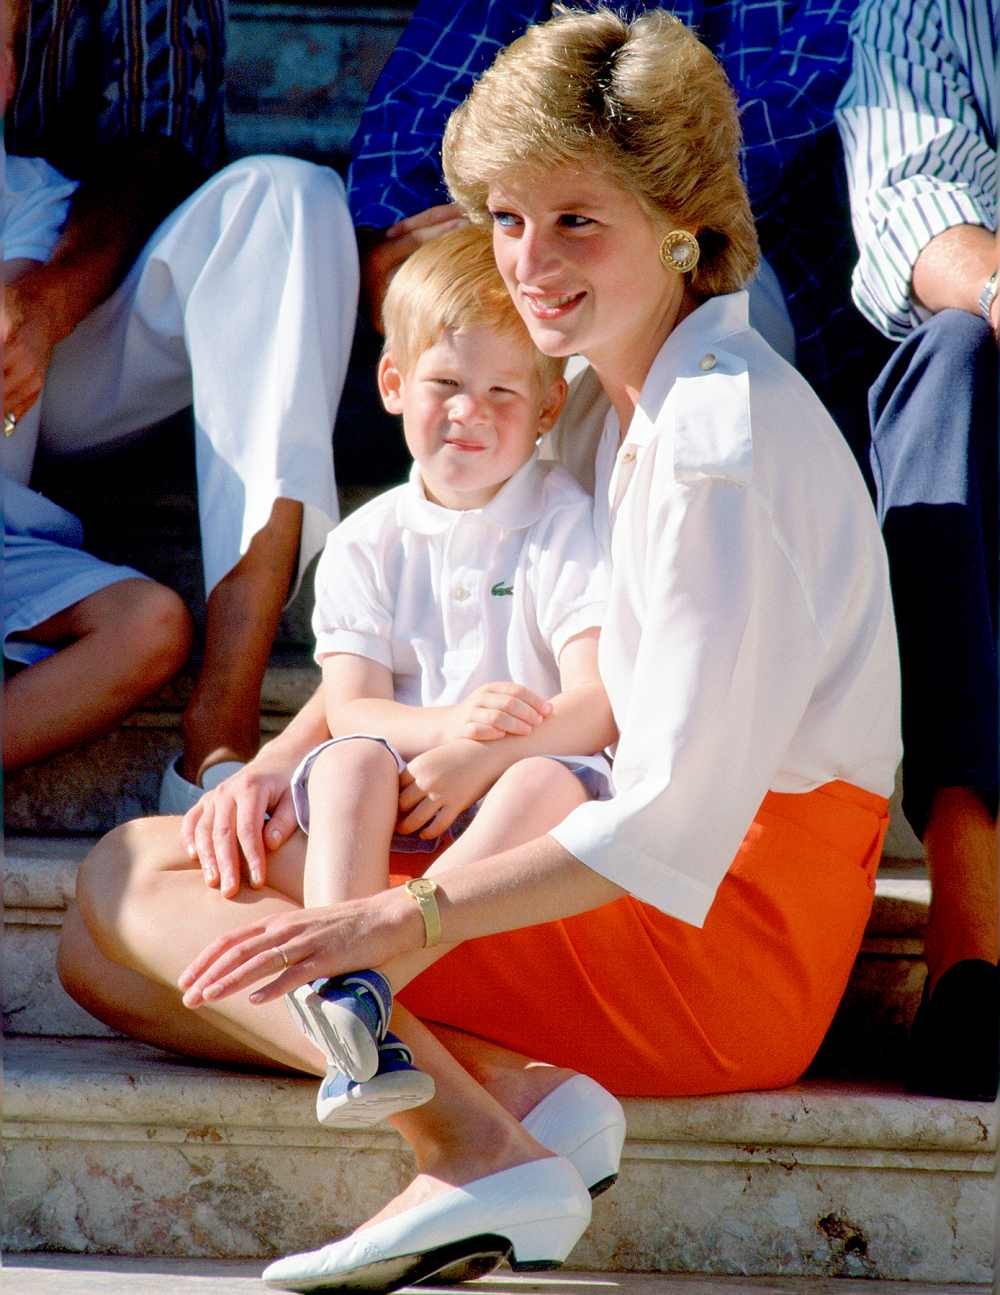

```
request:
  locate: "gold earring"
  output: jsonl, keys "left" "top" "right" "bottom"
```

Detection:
{"left": 659, "top": 230, "right": 700, "bottom": 274}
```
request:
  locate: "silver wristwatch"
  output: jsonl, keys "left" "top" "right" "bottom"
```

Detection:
{"left": 977, "top": 269, "right": 998, "bottom": 322}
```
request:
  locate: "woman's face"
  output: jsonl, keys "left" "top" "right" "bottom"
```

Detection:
{"left": 488, "top": 163, "right": 692, "bottom": 389}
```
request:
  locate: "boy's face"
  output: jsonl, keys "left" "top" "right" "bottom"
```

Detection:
{"left": 379, "top": 325, "right": 565, "bottom": 510}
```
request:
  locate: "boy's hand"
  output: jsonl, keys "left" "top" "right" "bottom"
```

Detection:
{"left": 397, "top": 739, "right": 500, "bottom": 838}
{"left": 447, "top": 681, "right": 551, "bottom": 742}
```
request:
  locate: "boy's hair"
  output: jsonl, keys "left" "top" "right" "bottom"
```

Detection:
{"left": 442, "top": 6, "right": 759, "bottom": 299}
{"left": 381, "top": 223, "right": 566, "bottom": 389}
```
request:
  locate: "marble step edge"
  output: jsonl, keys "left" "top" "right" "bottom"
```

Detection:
{"left": 6, "top": 1036, "right": 994, "bottom": 1163}
{"left": 5, "top": 838, "right": 930, "bottom": 943}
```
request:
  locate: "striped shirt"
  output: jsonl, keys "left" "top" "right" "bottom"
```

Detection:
{"left": 836, "top": 0, "right": 998, "bottom": 339}
{"left": 6, "top": 0, "right": 226, "bottom": 181}
{"left": 347, "top": 0, "right": 866, "bottom": 398}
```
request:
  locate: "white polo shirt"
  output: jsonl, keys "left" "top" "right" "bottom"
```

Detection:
{"left": 547, "top": 292, "right": 902, "bottom": 927}
{"left": 312, "top": 452, "right": 608, "bottom": 704}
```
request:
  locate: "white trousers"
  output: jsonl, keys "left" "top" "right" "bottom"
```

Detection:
{"left": 3, "top": 155, "right": 359, "bottom": 595}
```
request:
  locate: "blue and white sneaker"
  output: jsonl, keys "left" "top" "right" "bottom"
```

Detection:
{"left": 286, "top": 968, "right": 393, "bottom": 1082}
{"left": 316, "top": 1032, "right": 435, "bottom": 1127}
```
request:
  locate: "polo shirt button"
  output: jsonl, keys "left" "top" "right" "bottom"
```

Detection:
{"left": 699, "top": 353, "right": 717, "bottom": 370}
{"left": 621, "top": 448, "right": 637, "bottom": 464}
{"left": 452, "top": 584, "right": 470, "bottom": 602}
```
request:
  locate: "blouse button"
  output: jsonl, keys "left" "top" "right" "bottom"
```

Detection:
{"left": 699, "top": 353, "right": 717, "bottom": 371}
{"left": 621, "top": 447, "right": 637, "bottom": 464}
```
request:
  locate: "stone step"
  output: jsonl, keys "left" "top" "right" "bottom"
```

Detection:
{"left": 226, "top": 3, "right": 412, "bottom": 171}
{"left": 3, "top": 835, "right": 930, "bottom": 1075}
{"left": 2, "top": 654, "right": 321, "bottom": 835}
{"left": 3, "top": 1035, "right": 993, "bottom": 1281}
{"left": 1, "top": 1260, "right": 987, "bottom": 1295}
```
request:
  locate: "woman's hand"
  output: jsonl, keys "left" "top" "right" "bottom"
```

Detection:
{"left": 398, "top": 739, "right": 501, "bottom": 837}
{"left": 446, "top": 681, "right": 551, "bottom": 742}
{"left": 182, "top": 755, "right": 300, "bottom": 897}
{"left": 179, "top": 889, "right": 419, "bottom": 1008}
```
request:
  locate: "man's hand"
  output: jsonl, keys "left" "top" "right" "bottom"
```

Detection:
{"left": 359, "top": 203, "right": 466, "bottom": 330}
{"left": 397, "top": 738, "right": 500, "bottom": 838}
{"left": 446, "top": 681, "right": 552, "bottom": 742}
{"left": 3, "top": 276, "right": 60, "bottom": 420}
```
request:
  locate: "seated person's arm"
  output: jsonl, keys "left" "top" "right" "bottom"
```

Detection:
{"left": 326, "top": 654, "right": 552, "bottom": 760}
{"left": 911, "top": 225, "right": 998, "bottom": 336}
{"left": 397, "top": 630, "right": 617, "bottom": 838}
{"left": 836, "top": 0, "right": 996, "bottom": 339}
{"left": 5, "top": 0, "right": 224, "bottom": 415}
{"left": 348, "top": 0, "right": 545, "bottom": 327}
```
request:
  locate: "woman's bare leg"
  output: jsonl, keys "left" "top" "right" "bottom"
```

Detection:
{"left": 58, "top": 904, "right": 279, "bottom": 1067}
{"left": 302, "top": 739, "right": 399, "bottom": 906}
{"left": 71, "top": 816, "right": 326, "bottom": 1073}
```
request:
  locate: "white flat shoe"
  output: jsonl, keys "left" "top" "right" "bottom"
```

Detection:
{"left": 523, "top": 1074, "right": 626, "bottom": 1197}
{"left": 261, "top": 1156, "right": 591, "bottom": 1292}
{"left": 426, "top": 1075, "right": 626, "bottom": 1286}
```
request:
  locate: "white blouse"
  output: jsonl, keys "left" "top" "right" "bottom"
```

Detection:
{"left": 547, "top": 292, "right": 902, "bottom": 926}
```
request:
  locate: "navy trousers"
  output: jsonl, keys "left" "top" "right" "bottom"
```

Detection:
{"left": 869, "top": 309, "right": 998, "bottom": 838}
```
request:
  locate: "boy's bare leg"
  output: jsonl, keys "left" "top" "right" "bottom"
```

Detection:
{"left": 4, "top": 578, "right": 191, "bottom": 770}
{"left": 380, "top": 756, "right": 589, "bottom": 999}
{"left": 301, "top": 739, "right": 400, "bottom": 906}
{"left": 180, "top": 498, "right": 302, "bottom": 784}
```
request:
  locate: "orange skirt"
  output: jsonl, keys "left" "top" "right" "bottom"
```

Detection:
{"left": 391, "top": 780, "right": 888, "bottom": 1098}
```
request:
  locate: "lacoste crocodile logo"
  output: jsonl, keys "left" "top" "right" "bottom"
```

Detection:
{"left": 490, "top": 580, "right": 514, "bottom": 597}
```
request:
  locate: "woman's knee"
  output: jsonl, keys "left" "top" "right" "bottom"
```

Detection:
{"left": 75, "top": 817, "right": 188, "bottom": 950}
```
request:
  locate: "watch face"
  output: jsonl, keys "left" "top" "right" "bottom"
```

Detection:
{"left": 410, "top": 878, "right": 434, "bottom": 897}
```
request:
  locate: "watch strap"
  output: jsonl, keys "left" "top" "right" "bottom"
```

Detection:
{"left": 405, "top": 878, "right": 442, "bottom": 948}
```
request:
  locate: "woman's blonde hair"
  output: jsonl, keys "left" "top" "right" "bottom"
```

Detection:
{"left": 442, "top": 6, "right": 759, "bottom": 297}
{"left": 381, "top": 223, "right": 566, "bottom": 387}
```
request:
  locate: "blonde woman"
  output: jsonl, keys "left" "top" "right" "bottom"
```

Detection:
{"left": 62, "top": 9, "right": 901, "bottom": 1289}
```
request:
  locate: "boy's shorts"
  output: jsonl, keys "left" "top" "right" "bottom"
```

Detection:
{"left": 291, "top": 733, "right": 613, "bottom": 854}
{"left": 4, "top": 479, "right": 150, "bottom": 666}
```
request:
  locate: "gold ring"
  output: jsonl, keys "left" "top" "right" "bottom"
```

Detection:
{"left": 3, "top": 412, "right": 17, "bottom": 438}
{"left": 276, "top": 946, "right": 290, "bottom": 971}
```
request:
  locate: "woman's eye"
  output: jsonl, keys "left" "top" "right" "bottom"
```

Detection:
{"left": 490, "top": 210, "right": 521, "bottom": 228}
{"left": 558, "top": 214, "right": 593, "bottom": 229}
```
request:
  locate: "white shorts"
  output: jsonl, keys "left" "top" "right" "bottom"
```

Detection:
{"left": 3, "top": 479, "right": 149, "bottom": 666}
{"left": 290, "top": 733, "right": 612, "bottom": 855}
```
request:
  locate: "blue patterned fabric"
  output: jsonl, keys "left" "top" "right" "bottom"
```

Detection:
{"left": 348, "top": 0, "right": 867, "bottom": 397}
{"left": 6, "top": 0, "right": 226, "bottom": 178}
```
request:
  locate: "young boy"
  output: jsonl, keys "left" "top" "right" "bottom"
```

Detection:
{"left": 2, "top": 0, "right": 192, "bottom": 769}
{"left": 285, "top": 224, "right": 616, "bottom": 1127}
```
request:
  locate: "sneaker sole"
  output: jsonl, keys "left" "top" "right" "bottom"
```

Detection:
{"left": 317, "top": 1071, "right": 436, "bottom": 1127}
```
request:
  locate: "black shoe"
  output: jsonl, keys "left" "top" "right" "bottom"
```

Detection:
{"left": 906, "top": 958, "right": 1000, "bottom": 1101}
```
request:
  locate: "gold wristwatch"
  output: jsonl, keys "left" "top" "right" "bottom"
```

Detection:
{"left": 405, "top": 877, "right": 442, "bottom": 948}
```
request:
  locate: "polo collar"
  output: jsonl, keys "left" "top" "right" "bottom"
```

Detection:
{"left": 399, "top": 451, "right": 551, "bottom": 535}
